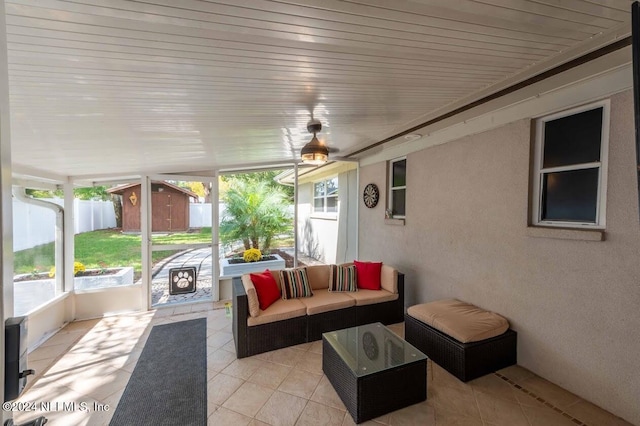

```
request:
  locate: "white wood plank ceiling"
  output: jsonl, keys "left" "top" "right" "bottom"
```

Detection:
{"left": 5, "top": 0, "right": 633, "bottom": 180}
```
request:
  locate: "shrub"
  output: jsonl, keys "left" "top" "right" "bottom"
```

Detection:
{"left": 219, "top": 179, "right": 292, "bottom": 252}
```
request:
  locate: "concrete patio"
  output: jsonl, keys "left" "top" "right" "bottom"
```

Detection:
{"left": 14, "top": 305, "right": 632, "bottom": 426}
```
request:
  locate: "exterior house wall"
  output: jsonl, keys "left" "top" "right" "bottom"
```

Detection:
{"left": 358, "top": 90, "right": 640, "bottom": 424}
{"left": 296, "top": 168, "right": 358, "bottom": 264}
{"left": 297, "top": 181, "right": 338, "bottom": 263}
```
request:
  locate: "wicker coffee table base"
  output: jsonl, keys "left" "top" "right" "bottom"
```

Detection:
{"left": 322, "top": 338, "right": 427, "bottom": 423}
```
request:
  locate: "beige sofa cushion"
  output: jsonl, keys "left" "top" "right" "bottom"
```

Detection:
{"left": 242, "top": 271, "right": 282, "bottom": 317}
{"left": 345, "top": 289, "right": 398, "bottom": 306}
{"left": 247, "top": 298, "right": 307, "bottom": 326}
{"left": 299, "top": 289, "right": 356, "bottom": 315}
{"left": 380, "top": 265, "right": 398, "bottom": 294}
{"left": 241, "top": 274, "right": 260, "bottom": 318}
{"left": 407, "top": 299, "right": 509, "bottom": 343}
{"left": 306, "top": 265, "right": 332, "bottom": 290}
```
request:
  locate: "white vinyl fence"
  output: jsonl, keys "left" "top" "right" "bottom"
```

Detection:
{"left": 12, "top": 199, "right": 57, "bottom": 252}
{"left": 13, "top": 198, "right": 117, "bottom": 252}
{"left": 14, "top": 198, "right": 223, "bottom": 251}
{"left": 75, "top": 199, "right": 118, "bottom": 233}
{"left": 189, "top": 202, "right": 232, "bottom": 228}
{"left": 190, "top": 203, "right": 214, "bottom": 228}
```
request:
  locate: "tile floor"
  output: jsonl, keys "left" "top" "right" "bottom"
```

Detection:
{"left": 11, "top": 304, "right": 634, "bottom": 426}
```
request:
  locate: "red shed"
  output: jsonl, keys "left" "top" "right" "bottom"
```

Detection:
{"left": 108, "top": 182, "right": 198, "bottom": 232}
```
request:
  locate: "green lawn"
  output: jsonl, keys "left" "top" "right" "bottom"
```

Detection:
{"left": 14, "top": 228, "right": 212, "bottom": 275}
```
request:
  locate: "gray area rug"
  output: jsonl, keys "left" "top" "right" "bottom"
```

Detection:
{"left": 109, "top": 318, "right": 207, "bottom": 426}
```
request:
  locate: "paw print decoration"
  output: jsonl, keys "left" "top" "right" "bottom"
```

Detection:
{"left": 174, "top": 271, "right": 193, "bottom": 288}
{"left": 169, "top": 267, "right": 197, "bottom": 295}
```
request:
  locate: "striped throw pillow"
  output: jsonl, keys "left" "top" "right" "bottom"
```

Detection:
{"left": 279, "top": 267, "right": 313, "bottom": 299}
{"left": 329, "top": 264, "right": 357, "bottom": 292}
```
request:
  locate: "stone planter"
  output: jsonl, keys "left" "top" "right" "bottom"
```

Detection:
{"left": 220, "top": 254, "right": 285, "bottom": 277}
{"left": 12, "top": 267, "right": 135, "bottom": 315}
{"left": 74, "top": 267, "right": 135, "bottom": 290}
{"left": 14, "top": 280, "right": 56, "bottom": 316}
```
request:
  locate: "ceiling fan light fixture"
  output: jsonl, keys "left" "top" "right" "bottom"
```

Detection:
{"left": 301, "top": 135, "right": 329, "bottom": 165}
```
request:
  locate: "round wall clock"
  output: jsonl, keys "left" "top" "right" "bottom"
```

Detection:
{"left": 363, "top": 183, "right": 379, "bottom": 208}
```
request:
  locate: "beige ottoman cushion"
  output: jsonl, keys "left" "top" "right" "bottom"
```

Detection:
{"left": 407, "top": 299, "right": 509, "bottom": 343}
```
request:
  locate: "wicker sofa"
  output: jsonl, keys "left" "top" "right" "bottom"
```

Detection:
{"left": 232, "top": 264, "right": 405, "bottom": 358}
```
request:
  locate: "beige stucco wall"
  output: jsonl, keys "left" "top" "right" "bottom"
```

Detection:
{"left": 358, "top": 90, "right": 640, "bottom": 424}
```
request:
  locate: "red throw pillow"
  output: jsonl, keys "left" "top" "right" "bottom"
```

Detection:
{"left": 250, "top": 270, "right": 280, "bottom": 311}
{"left": 353, "top": 261, "right": 382, "bottom": 290}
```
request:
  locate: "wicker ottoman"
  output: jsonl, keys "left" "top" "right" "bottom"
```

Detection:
{"left": 404, "top": 299, "right": 517, "bottom": 382}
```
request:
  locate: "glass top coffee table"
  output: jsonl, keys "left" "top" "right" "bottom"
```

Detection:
{"left": 322, "top": 322, "right": 427, "bottom": 424}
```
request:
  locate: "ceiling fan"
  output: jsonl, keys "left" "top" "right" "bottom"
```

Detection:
{"left": 300, "top": 119, "right": 342, "bottom": 165}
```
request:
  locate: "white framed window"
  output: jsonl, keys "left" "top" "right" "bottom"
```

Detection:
{"left": 313, "top": 177, "right": 338, "bottom": 214}
{"left": 532, "top": 100, "right": 609, "bottom": 228}
{"left": 388, "top": 158, "right": 406, "bottom": 218}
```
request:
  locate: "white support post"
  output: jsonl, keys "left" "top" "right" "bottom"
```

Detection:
{"left": 212, "top": 171, "right": 220, "bottom": 301}
{"left": 355, "top": 167, "right": 360, "bottom": 260}
{"left": 0, "top": 0, "right": 12, "bottom": 415}
{"left": 293, "top": 163, "right": 298, "bottom": 268}
{"left": 2, "top": 185, "right": 14, "bottom": 322}
{"left": 63, "top": 181, "right": 75, "bottom": 296}
{"left": 141, "top": 176, "right": 151, "bottom": 310}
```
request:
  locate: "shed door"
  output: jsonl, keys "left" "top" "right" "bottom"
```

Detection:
{"left": 123, "top": 188, "right": 141, "bottom": 232}
{"left": 152, "top": 192, "right": 172, "bottom": 232}
{"left": 171, "top": 192, "right": 188, "bottom": 231}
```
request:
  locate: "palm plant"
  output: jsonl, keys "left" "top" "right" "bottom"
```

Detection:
{"left": 219, "top": 179, "right": 292, "bottom": 252}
